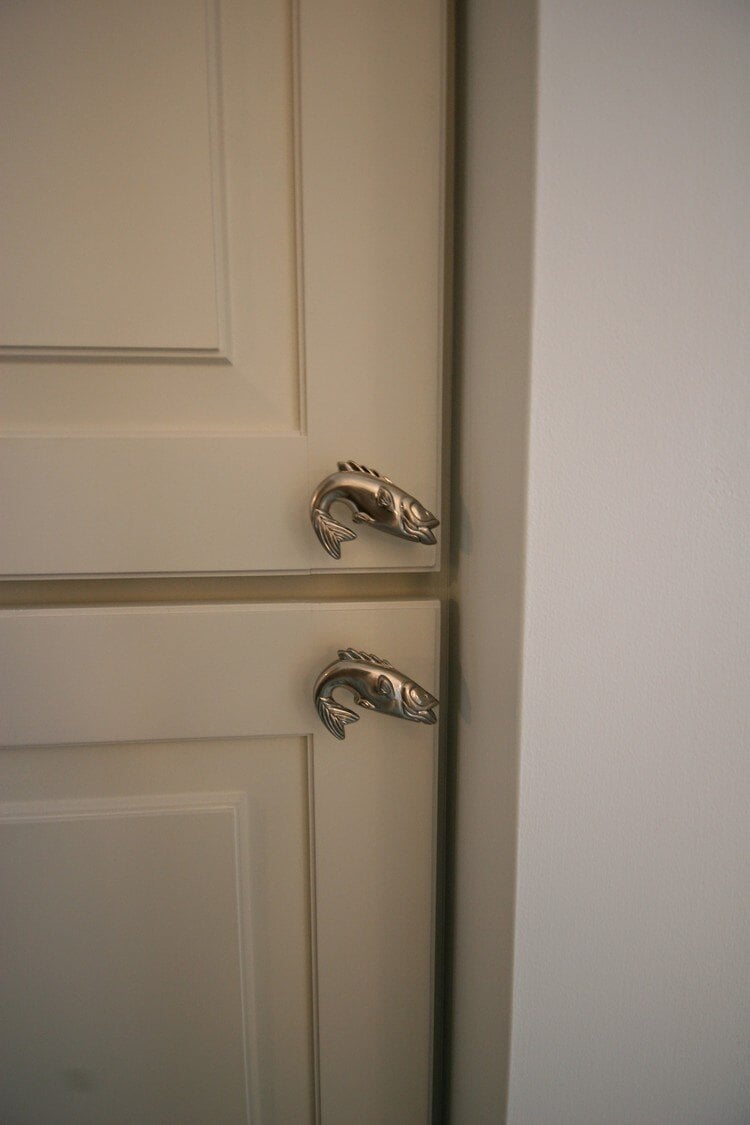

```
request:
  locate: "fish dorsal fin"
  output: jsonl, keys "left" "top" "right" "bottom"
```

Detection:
{"left": 337, "top": 648, "right": 392, "bottom": 667}
{"left": 337, "top": 461, "right": 393, "bottom": 484}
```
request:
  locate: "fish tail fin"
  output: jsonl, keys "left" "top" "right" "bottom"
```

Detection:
{"left": 316, "top": 695, "right": 359, "bottom": 740}
{"left": 311, "top": 507, "right": 357, "bottom": 560}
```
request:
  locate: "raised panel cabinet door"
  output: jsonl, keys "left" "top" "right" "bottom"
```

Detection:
{"left": 0, "top": 0, "right": 447, "bottom": 577}
{"left": 0, "top": 601, "right": 440, "bottom": 1123}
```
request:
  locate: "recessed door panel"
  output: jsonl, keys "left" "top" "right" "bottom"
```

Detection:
{"left": 0, "top": 745, "right": 313, "bottom": 1124}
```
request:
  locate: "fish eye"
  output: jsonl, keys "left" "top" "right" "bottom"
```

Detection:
{"left": 407, "top": 684, "right": 429, "bottom": 707}
{"left": 376, "top": 675, "right": 394, "bottom": 696}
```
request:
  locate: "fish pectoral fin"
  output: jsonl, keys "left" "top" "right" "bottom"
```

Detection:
{"left": 311, "top": 508, "right": 357, "bottom": 560}
{"left": 356, "top": 698, "right": 375, "bottom": 709}
{"left": 352, "top": 512, "right": 375, "bottom": 524}
{"left": 316, "top": 696, "right": 359, "bottom": 740}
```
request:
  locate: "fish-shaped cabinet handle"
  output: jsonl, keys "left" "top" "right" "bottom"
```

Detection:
{"left": 310, "top": 461, "right": 439, "bottom": 560}
{"left": 314, "top": 648, "right": 439, "bottom": 740}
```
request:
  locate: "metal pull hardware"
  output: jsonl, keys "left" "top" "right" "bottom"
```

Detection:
{"left": 314, "top": 648, "right": 438, "bottom": 740}
{"left": 310, "top": 461, "right": 439, "bottom": 559}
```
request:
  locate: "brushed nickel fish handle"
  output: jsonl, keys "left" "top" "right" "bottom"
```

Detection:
{"left": 310, "top": 461, "right": 439, "bottom": 559}
{"left": 314, "top": 647, "right": 438, "bottom": 740}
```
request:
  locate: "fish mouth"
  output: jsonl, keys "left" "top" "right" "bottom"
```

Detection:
{"left": 404, "top": 703, "right": 438, "bottom": 725}
{"left": 401, "top": 511, "right": 439, "bottom": 544}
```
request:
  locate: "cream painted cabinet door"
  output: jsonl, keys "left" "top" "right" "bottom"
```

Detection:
{"left": 0, "top": 0, "right": 446, "bottom": 577}
{"left": 0, "top": 601, "right": 440, "bottom": 1123}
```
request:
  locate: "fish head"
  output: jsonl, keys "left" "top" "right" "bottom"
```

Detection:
{"left": 374, "top": 486, "right": 439, "bottom": 545}
{"left": 357, "top": 669, "right": 438, "bottom": 725}
{"left": 400, "top": 679, "right": 439, "bottom": 724}
{"left": 400, "top": 496, "right": 440, "bottom": 544}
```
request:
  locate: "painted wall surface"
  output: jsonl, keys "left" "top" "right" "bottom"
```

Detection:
{"left": 453, "top": 1, "right": 749, "bottom": 1121}
{"left": 508, "top": 2, "right": 749, "bottom": 1123}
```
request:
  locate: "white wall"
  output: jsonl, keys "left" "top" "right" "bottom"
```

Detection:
{"left": 510, "top": 2, "right": 750, "bottom": 1122}
{"left": 454, "top": 1, "right": 750, "bottom": 1122}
